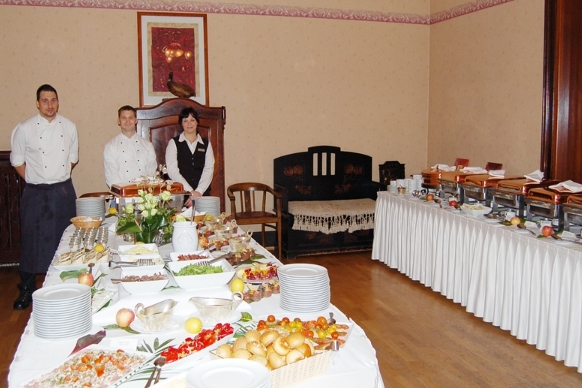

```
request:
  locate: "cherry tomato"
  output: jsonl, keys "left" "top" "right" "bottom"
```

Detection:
{"left": 317, "top": 330, "right": 327, "bottom": 339}
{"left": 267, "top": 315, "right": 276, "bottom": 323}
{"left": 281, "top": 317, "right": 290, "bottom": 324}
{"left": 331, "top": 331, "right": 340, "bottom": 339}
{"left": 321, "top": 323, "right": 329, "bottom": 331}
{"left": 316, "top": 316, "right": 328, "bottom": 326}
{"left": 314, "top": 323, "right": 322, "bottom": 330}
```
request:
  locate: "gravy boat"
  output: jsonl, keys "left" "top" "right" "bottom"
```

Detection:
{"left": 134, "top": 299, "right": 178, "bottom": 332}
{"left": 189, "top": 292, "right": 244, "bottom": 322}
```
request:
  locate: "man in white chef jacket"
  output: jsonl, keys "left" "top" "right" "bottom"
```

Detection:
{"left": 103, "top": 105, "right": 158, "bottom": 188}
{"left": 10, "top": 84, "right": 78, "bottom": 310}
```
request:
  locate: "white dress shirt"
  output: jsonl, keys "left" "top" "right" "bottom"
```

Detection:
{"left": 103, "top": 132, "right": 158, "bottom": 187}
{"left": 10, "top": 114, "right": 79, "bottom": 185}
{"left": 165, "top": 133, "right": 214, "bottom": 193}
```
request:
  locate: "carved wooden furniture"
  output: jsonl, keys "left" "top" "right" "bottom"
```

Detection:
{"left": 274, "top": 145, "right": 386, "bottom": 259}
{"left": 227, "top": 182, "right": 283, "bottom": 259}
{"left": 136, "top": 98, "right": 226, "bottom": 212}
{"left": 0, "top": 151, "right": 25, "bottom": 264}
{"left": 378, "top": 161, "right": 405, "bottom": 185}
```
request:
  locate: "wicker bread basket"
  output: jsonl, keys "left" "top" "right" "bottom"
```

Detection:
{"left": 70, "top": 216, "right": 102, "bottom": 229}
{"left": 210, "top": 349, "right": 331, "bottom": 388}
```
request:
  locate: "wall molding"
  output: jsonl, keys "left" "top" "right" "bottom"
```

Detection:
{"left": 0, "top": 0, "right": 514, "bottom": 24}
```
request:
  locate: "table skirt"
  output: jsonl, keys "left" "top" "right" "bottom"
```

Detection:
{"left": 372, "top": 192, "right": 582, "bottom": 372}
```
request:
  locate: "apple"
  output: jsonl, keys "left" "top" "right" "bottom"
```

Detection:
{"left": 510, "top": 217, "right": 521, "bottom": 226}
{"left": 449, "top": 200, "right": 458, "bottom": 207}
{"left": 541, "top": 225, "right": 554, "bottom": 237}
{"left": 426, "top": 193, "right": 435, "bottom": 201}
{"left": 116, "top": 308, "right": 135, "bottom": 328}
{"left": 78, "top": 272, "right": 94, "bottom": 287}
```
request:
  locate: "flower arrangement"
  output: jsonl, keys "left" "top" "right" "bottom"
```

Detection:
{"left": 116, "top": 189, "right": 176, "bottom": 244}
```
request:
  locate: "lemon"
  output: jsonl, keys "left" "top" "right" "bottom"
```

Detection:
{"left": 108, "top": 207, "right": 118, "bottom": 215}
{"left": 230, "top": 278, "right": 245, "bottom": 293}
{"left": 184, "top": 317, "right": 203, "bottom": 334}
{"left": 94, "top": 244, "right": 105, "bottom": 253}
{"left": 204, "top": 214, "right": 215, "bottom": 221}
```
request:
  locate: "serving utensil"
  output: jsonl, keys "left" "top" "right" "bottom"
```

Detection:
{"left": 551, "top": 233, "right": 582, "bottom": 246}
{"left": 517, "top": 223, "right": 537, "bottom": 236}
{"left": 110, "top": 259, "right": 154, "bottom": 267}
{"left": 144, "top": 356, "right": 166, "bottom": 388}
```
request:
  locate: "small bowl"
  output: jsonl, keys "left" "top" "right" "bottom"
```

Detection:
{"left": 460, "top": 204, "right": 492, "bottom": 217}
{"left": 119, "top": 268, "right": 170, "bottom": 295}
{"left": 168, "top": 260, "right": 235, "bottom": 290}
{"left": 134, "top": 299, "right": 178, "bottom": 332}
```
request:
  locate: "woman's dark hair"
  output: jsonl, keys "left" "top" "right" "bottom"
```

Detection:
{"left": 179, "top": 107, "right": 199, "bottom": 126}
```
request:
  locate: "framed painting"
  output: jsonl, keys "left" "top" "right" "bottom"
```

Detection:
{"left": 138, "top": 12, "right": 209, "bottom": 106}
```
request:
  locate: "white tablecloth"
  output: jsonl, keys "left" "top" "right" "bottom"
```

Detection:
{"left": 372, "top": 191, "right": 582, "bottom": 372}
{"left": 9, "top": 222, "right": 384, "bottom": 388}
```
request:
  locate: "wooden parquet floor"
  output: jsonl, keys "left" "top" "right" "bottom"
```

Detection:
{"left": 2, "top": 252, "right": 582, "bottom": 387}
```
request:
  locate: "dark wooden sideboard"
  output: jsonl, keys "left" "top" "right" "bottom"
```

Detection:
{"left": 0, "top": 151, "right": 24, "bottom": 264}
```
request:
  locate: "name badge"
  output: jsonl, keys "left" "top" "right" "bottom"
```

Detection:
{"left": 197, "top": 148, "right": 205, "bottom": 152}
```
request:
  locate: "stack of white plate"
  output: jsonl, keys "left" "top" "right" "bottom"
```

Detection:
{"left": 194, "top": 196, "right": 220, "bottom": 217}
{"left": 76, "top": 197, "right": 105, "bottom": 217}
{"left": 32, "top": 284, "right": 92, "bottom": 339}
{"left": 186, "top": 359, "right": 271, "bottom": 388}
{"left": 278, "top": 264, "right": 330, "bottom": 312}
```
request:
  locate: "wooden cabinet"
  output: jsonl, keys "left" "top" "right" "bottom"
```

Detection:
{"left": 0, "top": 151, "right": 24, "bottom": 264}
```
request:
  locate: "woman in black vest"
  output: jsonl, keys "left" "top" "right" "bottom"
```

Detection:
{"left": 165, "top": 107, "right": 215, "bottom": 207}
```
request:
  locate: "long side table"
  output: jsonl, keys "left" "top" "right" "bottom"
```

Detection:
{"left": 372, "top": 191, "right": 582, "bottom": 372}
{"left": 9, "top": 222, "right": 384, "bottom": 387}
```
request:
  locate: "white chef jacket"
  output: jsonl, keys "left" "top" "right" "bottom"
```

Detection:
{"left": 10, "top": 114, "right": 79, "bottom": 185}
{"left": 103, "top": 132, "right": 158, "bottom": 188}
{"left": 165, "top": 133, "right": 214, "bottom": 193}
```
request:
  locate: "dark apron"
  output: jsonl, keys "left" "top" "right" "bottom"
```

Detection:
{"left": 20, "top": 179, "right": 77, "bottom": 274}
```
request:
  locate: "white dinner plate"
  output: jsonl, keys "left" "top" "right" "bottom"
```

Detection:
{"left": 186, "top": 359, "right": 270, "bottom": 388}
{"left": 32, "top": 284, "right": 91, "bottom": 302}
{"left": 278, "top": 263, "right": 327, "bottom": 278}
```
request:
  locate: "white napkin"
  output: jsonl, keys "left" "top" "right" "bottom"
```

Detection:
{"left": 461, "top": 167, "right": 488, "bottom": 174}
{"left": 524, "top": 169, "right": 544, "bottom": 183}
{"left": 549, "top": 180, "right": 582, "bottom": 193}
{"left": 488, "top": 170, "right": 505, "bottom": 177}
{"left": 431, "top": 164, "right": 456, "bottom": 171}
{"left": 179, "top": 207, "right": 205, "bottom": 218}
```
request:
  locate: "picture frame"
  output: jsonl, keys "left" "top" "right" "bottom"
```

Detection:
{"left": 138, "top": 12, "right": 209, "bottom": 106}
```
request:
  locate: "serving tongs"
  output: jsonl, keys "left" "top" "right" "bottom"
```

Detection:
{"left": 109, "top": 259, "right": 154, "bottom": 268}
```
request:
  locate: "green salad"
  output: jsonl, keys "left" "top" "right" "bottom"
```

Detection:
{"left": 174, "top": 264, "right": 224, "bottom": 276}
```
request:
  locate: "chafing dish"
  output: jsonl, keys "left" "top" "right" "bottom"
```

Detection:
{"left": 111, "top": 181, "right": 186, "bottom": 211}
{"left": 421, "top": 158, "right": 470, "bottom": 190}
{"left": 439, "top": 170, "right": 482, "bottom": 199}
{"left": 563, "top": 194, "right": 582, "bottom": 231}
{"left": 491, "top": 179, "right": 558, "bottom": 217}
{"left": 525, "top": 187, "right": 572, "bottom": 230}
{"left": 460, "top": 174, "right": 522, "bottom": 206}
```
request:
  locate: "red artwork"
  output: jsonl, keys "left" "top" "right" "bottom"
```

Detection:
{"left": 150, "top": 27, "right": 196, "bottom": 93}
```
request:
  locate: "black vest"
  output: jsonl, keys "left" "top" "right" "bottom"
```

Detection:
{"left": 173, "top": 135, "right": 210, "bottom": 195}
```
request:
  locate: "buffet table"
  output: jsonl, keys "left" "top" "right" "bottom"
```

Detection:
{"left": 372, "top": 191, "right": 582, "bottom": 372}
{"left": 9, "top": 220, "right": 384, "bottom": 387}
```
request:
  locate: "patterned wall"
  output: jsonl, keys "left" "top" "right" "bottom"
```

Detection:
{"left": 0, "top": 0, "right": 542, "bottom": 196}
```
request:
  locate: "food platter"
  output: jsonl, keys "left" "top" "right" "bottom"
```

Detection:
{"left": 21, "top": 345, "right": 149, "bottom": 388}
{"left": 236, "top": 262, "right": 279, "bottom": 284}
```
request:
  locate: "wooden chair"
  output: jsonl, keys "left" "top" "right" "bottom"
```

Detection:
{"left": 227, "top": 183, "right": 283, "bottom": 259}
